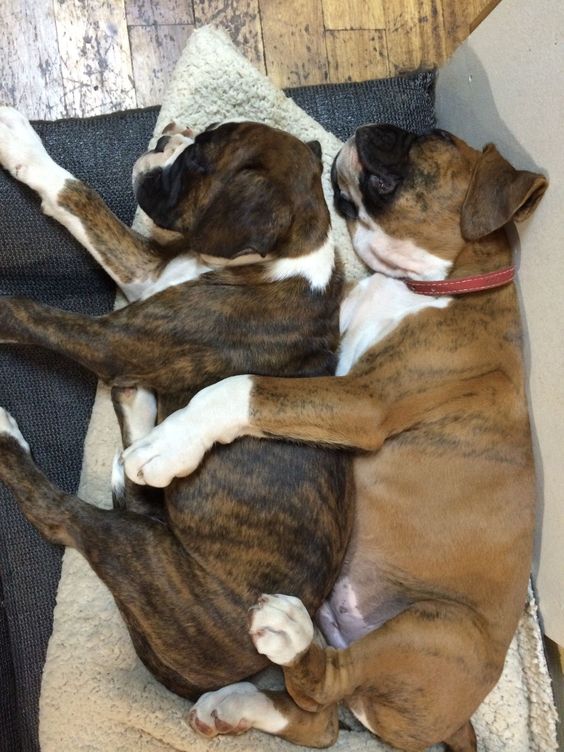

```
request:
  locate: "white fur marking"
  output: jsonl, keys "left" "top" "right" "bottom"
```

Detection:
{"left": 120, "top": 387, "right": 158, "bottom": 441}
{"left": 268, "top": 235, "right": 335, "bottom": 291}
{"left": 349, "top": 705, "right": 376, "bottom": 734}
{"left": 189, "top": 682, "right": 288, "bottom": 737}
{"left": 337, "top": 273, "right": 451, "bottom": 375}
{"left": 111, "top": 452, "right": 125, "bottom": 499}
{"left": 0, "top": 407, "right": 30, "bottom": 453}
{"left": 122, "top": 255, "right": 211, "bottom": 301}
{"left": 249, "top": 594, "right": 314, "bottom": 666}
{"left": 122, "top": 374, "right": 254, "bottom": 487}
{"left": 352, "top": 217, "right": 452, "bottom": 281}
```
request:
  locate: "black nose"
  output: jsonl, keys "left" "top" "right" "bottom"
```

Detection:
{"left": 355, "top": 124, "right": 415, "bottom": 172}
{"left": 154, "top": 135, "right": 170, "bottom": 153}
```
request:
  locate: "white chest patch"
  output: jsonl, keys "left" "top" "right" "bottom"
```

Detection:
{"left": 267, "top": 235, "right": 335, "bottom": 291}
{"left": 352, "top": 214, "right": 452, "bottom": 281}
{"left": 337, "top": 273, "right": 451, "bottom": 376}
{"left": 122, "top": 255, "right": 211, "bottom": 301}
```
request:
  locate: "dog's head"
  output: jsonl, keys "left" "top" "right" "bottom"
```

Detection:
{"left": 133, "top": 121, "right": 327, "bottom": 263}
{"left": 332, "top": 124, "right": 548, "bottom": 279}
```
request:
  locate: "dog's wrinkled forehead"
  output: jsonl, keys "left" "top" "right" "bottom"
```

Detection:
{"left": 132, "top": 120, "right": 328, "bottom": 259}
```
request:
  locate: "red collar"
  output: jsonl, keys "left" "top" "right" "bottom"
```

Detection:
{"left": 403, "top": 266, "right": 515, "bottom": 296}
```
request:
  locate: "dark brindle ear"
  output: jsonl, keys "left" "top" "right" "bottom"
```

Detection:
{"left": 461, "top": 144, "right": 548, "bottom": 241}
{"left": 307, "top": 140, "right": 322, "bottom": 161}
{"left": 189, "top": 171, "right": 292, "bottom": 259}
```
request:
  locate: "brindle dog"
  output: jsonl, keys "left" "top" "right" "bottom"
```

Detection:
{"left": 0, "top": 108, "right": 351, "bottom": 699}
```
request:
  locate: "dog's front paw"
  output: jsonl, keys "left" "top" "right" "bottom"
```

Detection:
{"left": 188, "top": 682, "right": 287, "bottom": 738}
{"left": 0, "top": 107, "right": 50, "bottom": 184}
{"left": 121, "top": 420, "right": 207, "bottom": 488}
{"left": 249, "top": 594, "right": 314, "bottom": 666}
{"left": 0, "top": 407, "right": 30, "bottom": 452}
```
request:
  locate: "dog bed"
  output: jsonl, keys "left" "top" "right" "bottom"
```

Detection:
{"left": 3, "top": 25, "right": 557, "bottom": 752}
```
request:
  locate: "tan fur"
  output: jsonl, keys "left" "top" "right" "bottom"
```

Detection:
{"left": 219, "top": 131, "right": 546, "bottom": 750}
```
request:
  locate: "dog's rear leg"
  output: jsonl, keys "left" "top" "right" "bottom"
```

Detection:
{"left": 188, "top": 683, "right": 339, "bottom": 748}
{"left": 444, "top": 721, "right": 477, "bottom": 752}
{"left": 250, "top": 594, "right": 483, "bottom": 752}
{"left": 0, "top": 106, "right": 165, "bottom": 301}
{"left": 111, "top": 386, "right": 165, "bottom": 519}
{"left": 0, "top": 408, "right": 96, "bottom": 548}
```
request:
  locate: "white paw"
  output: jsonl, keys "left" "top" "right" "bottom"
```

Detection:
{"left": 0, "top": 106, "right": 50, "bottom": 183}
{"left": 188, "top": 682, "right": 287, "bottom": 738}
{"left": 0, "top": 407, "right": 30, "bottom": 452}
{"left": 121, "top": 416, "right": 208, "bottom": 488}
{"left": 249, "top": 594, "right": 314, "bottom": 666}
{"left": 121, "top": 375, "right": 252, "bottom": 488}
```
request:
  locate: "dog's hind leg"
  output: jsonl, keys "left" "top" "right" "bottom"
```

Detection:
{"left": 444, "top": 721, "right": 477, "bottom": 752}
{"left": 0, "top": 106, "right": 168, "bottom": 301}
{"left": 0, "top": 406, "right": 204, "bottom": 697}
{"left": 249, "top": 594, "right": 484, "bottom": 752}
{"left": 189, "top": 683, "right": 339, "bottom": 748}
{"left": 111, "top": 386, "right": 164, "bottom": 520}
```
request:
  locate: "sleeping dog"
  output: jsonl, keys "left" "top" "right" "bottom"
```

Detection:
{"left": 123, "top": 125, "right": 547, "bottom": 751}
{"left": 0, "top": 108, "right": 352, "bottom": 700}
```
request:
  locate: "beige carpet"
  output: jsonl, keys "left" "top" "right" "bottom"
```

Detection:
{"left": 39, "top": 26, "right": 558, "bottom": 752}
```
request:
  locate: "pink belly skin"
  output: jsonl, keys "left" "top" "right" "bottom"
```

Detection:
{"left": 316, "top": 576, "right": 408, "bottom": 649}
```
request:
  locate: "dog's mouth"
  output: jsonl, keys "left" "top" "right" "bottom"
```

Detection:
{"left": 132, "top": 124, "right": 195, "bottom": 193}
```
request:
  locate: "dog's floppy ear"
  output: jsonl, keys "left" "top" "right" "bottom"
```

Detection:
{"left": 307, "top": 140, "right": 322, "bottom": 161}
{"left": 189, "top": 170, "right": 292, "bottom": 259}
{"left": 461, "top": 144, "right": 548, "bottom": 241}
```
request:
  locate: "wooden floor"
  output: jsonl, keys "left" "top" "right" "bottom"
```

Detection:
{"left": 0, "top": 0, "right": 502, "bottom": 121}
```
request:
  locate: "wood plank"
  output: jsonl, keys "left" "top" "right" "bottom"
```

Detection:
{"left": 125, "top": 0, "right": 194, "bottom": 27}
{"left": 193, "top": 0, "right": 265, "bottom": 73}
{"left": 259, "top": 0, "right": 328, "bottom": 87}
{"left": 326, "top": 30, "right": 389, "bottom": 83}
{"left": 442, "top": 0, "right": 472, "bottom": 57}
{"left": 384, "top": 0, "right": 447, "bottom": 74}
{"left": 129, "top": 24, "right": 193, "bottom": 108}
{"left": 470, "top": 0, "right": 503, "bottom": 32}
{"left": 0, "top": 0, "right": 66, "bottom": 120}
{"left": 53, "top": 0, "right": 136, "bottom": 118}
{"left": 322, "top": 0, "right": 385, "bottom": 31}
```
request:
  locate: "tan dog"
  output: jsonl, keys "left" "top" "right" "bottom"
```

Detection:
{"left": 123, "top": 125, "right": 547, "bottom": 751}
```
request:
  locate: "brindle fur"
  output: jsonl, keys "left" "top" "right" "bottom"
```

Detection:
{"left": 0, "top": 123, "right": 352, "bottom": 698}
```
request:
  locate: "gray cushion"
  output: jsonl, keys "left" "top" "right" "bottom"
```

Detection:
{"left": 0, "top": 73, "right": 435, "bottom": 752}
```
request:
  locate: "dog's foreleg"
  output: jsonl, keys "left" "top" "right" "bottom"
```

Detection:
{"left": 111, "top": 386, "right": 165, "bottom": 520}
{"left": 123, "top": 370, "right": 512, "bottom": 487}
{"left": 0, "top": 106, "right": 163, "bottom": 300}
{"left": 188, "top": 682, "right": 339, "bottom": 748}
{"left": 122, "top": 372, "right": 386, "bottom": 487}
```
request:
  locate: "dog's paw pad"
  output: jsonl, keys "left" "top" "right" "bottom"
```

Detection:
{"left": 249, "top": 593, "right": 314, "bottom": 666}
{"left": 187, "top": 682, "right": 287, "bottom": 737}
{"left": 0, "top": 408, "right": 30, "bottom": 452}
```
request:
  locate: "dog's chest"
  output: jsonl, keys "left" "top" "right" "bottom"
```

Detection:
{"left": 336, "top": 273, "right": 451, "bottom": 375}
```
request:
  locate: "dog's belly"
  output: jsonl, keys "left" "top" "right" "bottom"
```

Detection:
{"left": 317, "top": 575, "right": 408, "bottom": 648}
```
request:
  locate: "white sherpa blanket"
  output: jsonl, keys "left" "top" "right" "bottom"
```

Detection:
{"left": 39, "top": 26, "right": 558, "bottom": 752}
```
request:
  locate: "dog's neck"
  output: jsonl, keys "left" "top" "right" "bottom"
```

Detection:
{"left": 447, "top": 230, "right": 513, "bottom": 280}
